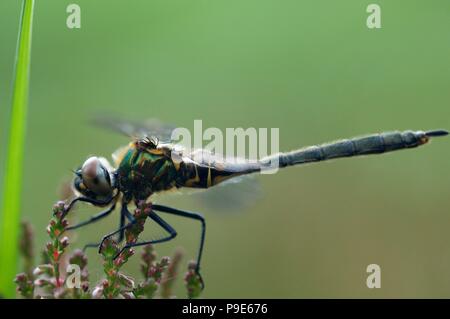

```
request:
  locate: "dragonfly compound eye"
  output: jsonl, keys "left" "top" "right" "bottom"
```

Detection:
{"left": 77, "top": 156, "right": 114, "bottom": 197}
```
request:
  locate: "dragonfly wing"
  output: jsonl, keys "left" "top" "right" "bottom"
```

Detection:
{"left": 154, "top": 147, "right": 263, "bottom": 214}
{"left": 175, "top": 147, "right": 261, "bottom": 189}
{"left": 187, "top": 174, "right": 262, "bottom": 214}
{"left": 187, "top": 148, "right": 260, "bottom": 172}
{"left": 91, "top": 115, "right": 176, "bottom": 142}
{"left": 151, "top": 174, "right": 262, "bottom": 215}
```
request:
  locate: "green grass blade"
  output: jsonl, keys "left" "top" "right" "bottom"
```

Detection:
{"left": 0, "top": 0, "right": 35, "bottom": 298}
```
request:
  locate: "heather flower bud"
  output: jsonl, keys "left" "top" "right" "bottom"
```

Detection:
{"left": 60, "top": 236, "right": 69, "bottom": 248}
{"left": 15, "top": 273, "right": 27, "bottom": 283}
{"left": 81, "top": 282, "right": 89, "bottom": 292}
{"left": 118, "top": 273, "right": 135, "bottom": 289}
{"left": 33, "top": 266, "right": 44, "bottom": 276}
{"left": 121, "top": 292, "right": 135, "bottom": 299}
{"left": 92, "top": 286, "right": 104, "bottom": 299}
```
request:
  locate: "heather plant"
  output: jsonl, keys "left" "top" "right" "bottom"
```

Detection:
{"left": 15, "top": 201, "right": 203, "bottom": 299}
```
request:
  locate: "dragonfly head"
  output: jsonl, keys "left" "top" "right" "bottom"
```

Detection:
{"left": 73, "top": 156, "right": 116, "bottom": 200}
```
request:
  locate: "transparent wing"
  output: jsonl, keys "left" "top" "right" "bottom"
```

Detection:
{"left": 172, "top": 145, "right": 261, "bottom": 175}
{"left": 154, "top": 146, "right": 263, "bottom": 214}
{"left": 151, "top": 175, "right": 262, "bottom": 214}
{"left": 187, "top": 175, "right": 262, "bottom": 214}
{"left": 91, "top": 115, "right": 176, "bottom": 142}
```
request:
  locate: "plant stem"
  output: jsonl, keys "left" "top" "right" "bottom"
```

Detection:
{"left": 19, "top": 221, "right": 34, "bottom": 277}
{"left": 0, "top": 0, "right": 35, "bottom": 298}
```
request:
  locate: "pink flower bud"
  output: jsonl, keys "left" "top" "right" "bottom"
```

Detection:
{"left": 92, "top": 286, "right": 104, "bottom": 299}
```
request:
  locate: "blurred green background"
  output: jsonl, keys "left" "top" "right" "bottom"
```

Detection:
{"left": 1, "top": 0, "right": 449, "bottom": 298}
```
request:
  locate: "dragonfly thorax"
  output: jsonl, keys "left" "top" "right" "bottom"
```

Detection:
{"left": 115, "top": 143, "right": 179, "bottom": 202}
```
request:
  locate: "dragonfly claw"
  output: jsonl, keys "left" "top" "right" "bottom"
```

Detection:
{"left": 197, "top": 271, "right": 205, "bottom": 291}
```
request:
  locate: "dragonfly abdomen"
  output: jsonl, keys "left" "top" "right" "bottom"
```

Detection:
{"left": 176, "top": 130, "right": 447, "bottom": 188}
{"left": 261, "top": 130, "right": 447, "bottom": 168}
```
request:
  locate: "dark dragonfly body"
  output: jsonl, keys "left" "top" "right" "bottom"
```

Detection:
{"left": 116, "top": 129, "right": 447, "bottom": 200}
{"left": 65, "top": 125, "right": 448, "bottom": 290}
{"left": 262, "top": 130, "right": 447, "bottom": 169}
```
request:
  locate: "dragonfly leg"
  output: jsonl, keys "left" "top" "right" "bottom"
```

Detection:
{"left": 97, "top": 220, "right": 135, "bottom": 254}
{"left": 118, "top": 204, "right": 135, "bottom": 243}
{"left": 83, "top": 242, "right": 101, "bottom": 252}
{"left": 114, "top": 212, "right": 177, "bottom": 258}
{"left": 152, "top": 204, "right": 206, "bottom": 290}
{"left": 82, "top": 203, "right": 132, "bottom": 252}
{"left": 85, "top": 202, "right": 143, "bottom": 253}
{"left": 67, "top": 202, "right": 117, "bottom": 231}
{"left": 62, "top": 196, "right": 114, "bottom": 218}
{"left": 122, "top": 204, "right": 136, "bottom": 223}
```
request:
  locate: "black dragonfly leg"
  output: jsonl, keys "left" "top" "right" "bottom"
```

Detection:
{"left": 83, "top": 242, "right": 102, "bottom": 252}
{"left": 152, "top": 204, "right": 206, "bottom": 289}
{"left": 84, "top": 203, "right": 136, "bottom": 252}
{"left": 91, "top": 221, "right": 134, "bottom": 253}
{"left": 82, "top": 215, "right": 125, "bottom": 252}
{"left": 67, "top": 202, "right": 117, "bottom": 231}
{"left": 113, "top": 212, "right": 177, "bottom": 258}
{"left": 118, "top": 204, "right": 135, "bottom": 243}
{"left": 62, "top": 196, "right": 114, "bottom": 218}
{"left": 123, "top": 204, "right": 136, "bottom": 223}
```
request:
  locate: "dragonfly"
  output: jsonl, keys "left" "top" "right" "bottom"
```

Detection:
{"left": 63, "top": 118, "right": 448, "bottom": 289}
